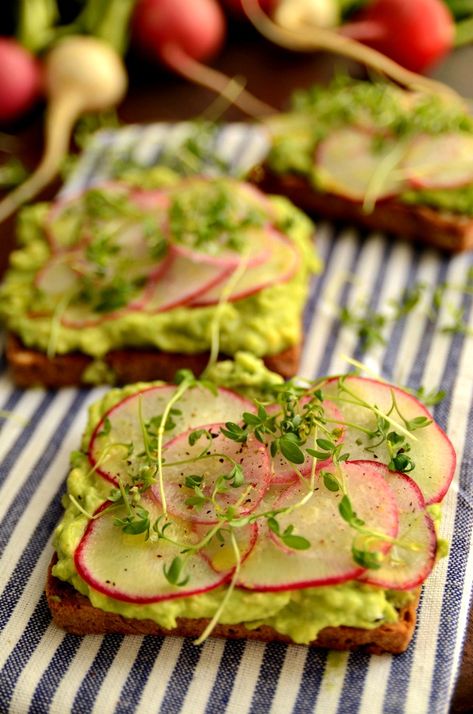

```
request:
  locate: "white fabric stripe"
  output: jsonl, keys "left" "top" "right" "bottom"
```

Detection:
{"left": 134, "top": 638, "right": 185, "bottom": 714}
{"left": 299, "top": 229, "right": 358, "bottom": 377}
{"left": 224, "top": 642, "right": 266, "bottom": 713}
{"left": 313, "top": 651, "right": 349, "bottom": 714}
{"left": 180, "top": 639, "right": 225, "bottom": 714}
{"left": 49, "top": 636, "right": 104, "bottom": 714}
{"left": 358, "top": 658, "right": 393, "bottom": 714}
{"left": 0, "top": 389, "right": 45, "bottom": 462}
{"left": 269, "top": 645, "right": 307, "bottom": 714}
{"left": 91, "top": 637, "right": 144, "bottom": 714}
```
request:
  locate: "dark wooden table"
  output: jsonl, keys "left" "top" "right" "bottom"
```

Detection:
{"left": 0, "top": 22, "right": 471, "bottom": 712}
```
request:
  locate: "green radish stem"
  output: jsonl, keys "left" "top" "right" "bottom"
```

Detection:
{"left": 241, "top": 0, "right": 463, "bottom": 101}
{"left": 0, "top": 36, "right": 127, "bottom": 225}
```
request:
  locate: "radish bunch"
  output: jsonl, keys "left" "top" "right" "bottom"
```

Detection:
{"left": 73, "top": 373, "right": 455, "bottom": 604}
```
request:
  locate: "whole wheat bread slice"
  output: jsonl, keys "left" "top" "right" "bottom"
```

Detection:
{"left": 6, "top": 334, "right": 300, "bottom": 387}
{"left": 46, "top": 561, "right": 419, "bottom": 654}
{"left": 250, "top": 166, "right": 473, "bottom": 253}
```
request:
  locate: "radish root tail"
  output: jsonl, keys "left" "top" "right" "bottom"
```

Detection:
{"left": 161, "top": 44, "right": 277, "bottom": 118}
{"left": 241, "top": 0, "right": 463, "bottom": 102}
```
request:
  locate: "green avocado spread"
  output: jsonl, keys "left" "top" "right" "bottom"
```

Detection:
{"left": 266, "top": 76, "right": 473, "bottom": 215}
{"left": 0, "top": 175, "right": 320, "bottom": 380}
{"left": 52, "top": 357, "right": 415, "bottom": 645}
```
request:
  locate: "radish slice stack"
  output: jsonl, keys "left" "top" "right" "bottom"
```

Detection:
{"left": 75, "top": 376, "right": 455, "bottom": 604}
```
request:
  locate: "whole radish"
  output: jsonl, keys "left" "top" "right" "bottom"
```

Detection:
{"left": 132, "top": 0, "right": 274, "bottom": 117}
{"left": 0, "top": 38, "right": 42, "bottom": 123}
{"left": 0, "top": 36, "right": 127, "bottom": 224}
{"left": 339, "top": 0, "right": 454, "bottom": 73}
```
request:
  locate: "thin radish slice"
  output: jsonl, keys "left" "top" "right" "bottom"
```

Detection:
{"left": 75, "top": 496, "right": 231, "bottom": 603}
{"left": 316, "top": 126, "right": 405, "bottom": 202}
{"left": 320, "top": 376, "right": 456, "bottom": 505}
{"left": 356, "top": 463, "right": 437, "bottom": 590}
{"left": 195, "top": 521, "right": 258, "bottom": 573}
{"left": 154, "top": 425, "right": 271, "bottom": 523}
{"left": 89, "top": 384, "right": 256, "bottom": 486}
{"left": 270, "top": 399, "right": 344, "bottom": 485}
{"left": 237, "top": 460, "right": 399, "bottom": 591}
{"left": 143, "top": 249, "right": 232, "bottom": 313}
{"left": 402, "top": 132, "right": 473, "bottom": 189}
{"left": 34, "top": 250, "right": 85, "bottom": 296}
{"left": 130, "top": 188, "right": 171, "bottom": 211}
{"left": 171, "top": 227, "right": 270, "bottom": 269}
{"left": 192, "top": 227, "right": 300, "bottom": 306}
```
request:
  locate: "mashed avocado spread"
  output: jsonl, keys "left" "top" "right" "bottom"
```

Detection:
{"left": 266, "top": 76, "right": 473, "bottom": 215}
{"left": 52, "top": 356, "right": 414, "bottom": 644}
{"left": 0, "top": 176, "right": 320, "bottom": 379}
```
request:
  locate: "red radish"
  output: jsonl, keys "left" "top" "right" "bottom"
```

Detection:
{"left": 154, "top": 425, "right": 271, "bottom": 523}
{"left": 402, "top": 133, "right": 473, "bottom": 190}
{"left": 88, "top": 384, "right": 256, "bottom": 486}
{"left": 131, "top": 0, "right": 275, "bottom": 117}
{"left": 316, "top": 126, "right": 405, "bottom": 204}
{"left": 143, "top": 250, "right": 232, "bottom": 313}
{"left": 192, "top": 227, "right": 300, "bottom": 306}
{"left": 339, "top": 0, "right": 454, "bottom": 73}
{"left": 0, "top": 38, "right": 42, "bottom": 123}
{"left": 237, "top": 461, "right": 399, "bottom": 591}
{"left": 0, "top": 37, "right": 127, "bottom": 224}
{"left": 320, "top": 376, "right": 456, "bottom": 505}
{"left": 357, "top": 464, "right": 437, "bottom": 590}
{"left": 75, "top": 497, "right": 232, "bottom": 603}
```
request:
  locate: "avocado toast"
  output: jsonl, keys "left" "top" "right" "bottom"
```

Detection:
{"left": 0, "top": 175, "right": 319, "bottom": 387}
{"left": 47, "top": 359, "right": 455, "bottom": 653}
{"left": 250, "top": 76, "right": 473, "bottom": 252}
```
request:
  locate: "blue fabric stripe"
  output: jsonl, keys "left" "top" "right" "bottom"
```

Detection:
{"left": 336, "top": 651, "right": 371, "bottom": 714}
{"left": 249, "top": 641, "right": 287, "bottom": 713}
{"left": 115, "top": 636, "right": 165, "bottom": 714}
{"left": 70, "top": 635, "right": 125, "bottom": 714}
{"left": 204, "top": 639, "right": 246, "bottom": 713}
{"left": 159, "top": 639, "right": 202, "bottom": 714}
{"left": 302, "top": 228, "right": 336, "bottom": 336}
{"left": 0, "top": 386, "right": 23, "bottom": 436}
{"left": 29, "top": 634, "right": 83, "bottom": 714}
{"left": 291, "top": 648, "right": 326, "bottom": 712}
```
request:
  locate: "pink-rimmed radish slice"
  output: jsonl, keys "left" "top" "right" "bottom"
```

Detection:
{"left": 270, "top": 399, "right": 345, "bottom": 486}
{"left": 237, "top": 460, "right": 399, "bottom": 592}
{"left": 192, "top": 228, "right": 300, "bottom": 307}
{"left": 195, "top": 521, "right": 258, "bottom": 573}
{"left": 143, "top": 249, "right": 232, "bottom": 313}
{"left": 75, "top": 496, "right": 231, "bottom": 603}
{"left": 154, "top": 425, "right": 271, "bottom": 524}
{"left": 171, "top": 227, "right": 270, "bottom": 269}
{"left": 45, "top": 182, "right": 133, "bottom": 251}
{"left": 88, "top": 384, "right": 257, "bottom": 486}
{"left": 130, "top": 188, "right": 171, "bottom": 211}
{"left": 402, "top": 133, "right": 473, "bottom": 189}
{"left": 316, "top": 126, "right": 405, "bottom": 202}
{"left": 355, "top": 462, "right": 437, "bottom": 590}
{"left": 34, "top": 250, "right": 86, "bottom": 296}
{"left": 320, "top": 376, "right": 456, "bottom": 505}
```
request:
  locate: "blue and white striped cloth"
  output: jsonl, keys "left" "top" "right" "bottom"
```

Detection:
{"left": 0, "top": 124, "right": 472, "bottom": 714}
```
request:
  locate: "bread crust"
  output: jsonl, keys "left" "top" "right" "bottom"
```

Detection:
{"left": 46, "top": 561, "right": 419, "bottom": 654}
{"left": 250, "top": 166, "right": 473, "bottom": 253}
{"left": 6, "top": 334, "right": 300, "bottom": 387}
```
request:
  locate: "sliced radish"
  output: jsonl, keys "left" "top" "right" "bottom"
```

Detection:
{"left": 143, "top": 249, "right": 232, "bottom": 313}
{"left": 403, "top": 132, "right": 473, "bottom": 189}
{"left": 356, "top": 463, "right": 437, "bottom": 590}
{"left": 192, "top": 228, "right": 300, "bottom": 306}
{"left": 34, "top": 250, "right": 85, "bottom": 296}
{"left": 270, "top": 399, "right": 344, "bottom": 486}
{"left": 75, "top": 496, "right": 231, "bottom": 603}
{"left": 171, "top": 227, "right": 270, "bottom": 269}
{"left": 89, "top": 384, "right": 256, "bottom": 486}
{"left": 316, "top": 126, "right": 405, "bottom": 202}
{"left": 194, "top": 522, "right": 258, "bottom": 573}
{"left": 154, "top": 426, "right": 271, "bottom": 523}
{"left": 237, "top": 461, "right": 399, "bottom": 591}
{"left": 320, "top": 376, "right": 456, "bottom": 505}
{"left": 130, "top": 188, "right": 171, "bottom": 211}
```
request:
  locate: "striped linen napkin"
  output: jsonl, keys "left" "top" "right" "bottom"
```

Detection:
{"left": 0, "top": 124, "right": 471, "bottom": 714}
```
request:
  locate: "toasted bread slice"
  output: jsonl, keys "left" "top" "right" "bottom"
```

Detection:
{"left": 6, "top": 333, "right": 300, "bottom": 387}
{"left": 46, "top": 561, "right": 419, "bottom": 654}
{"left": 250, "top": 166, "right": 473, "bottom": 253}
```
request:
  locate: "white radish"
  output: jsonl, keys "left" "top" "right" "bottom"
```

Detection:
{"left": 402, "top": 132, "right": 473, "bottom": 189}
{"left": 0, "top": 36, "right": 128, "bottom": 224}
